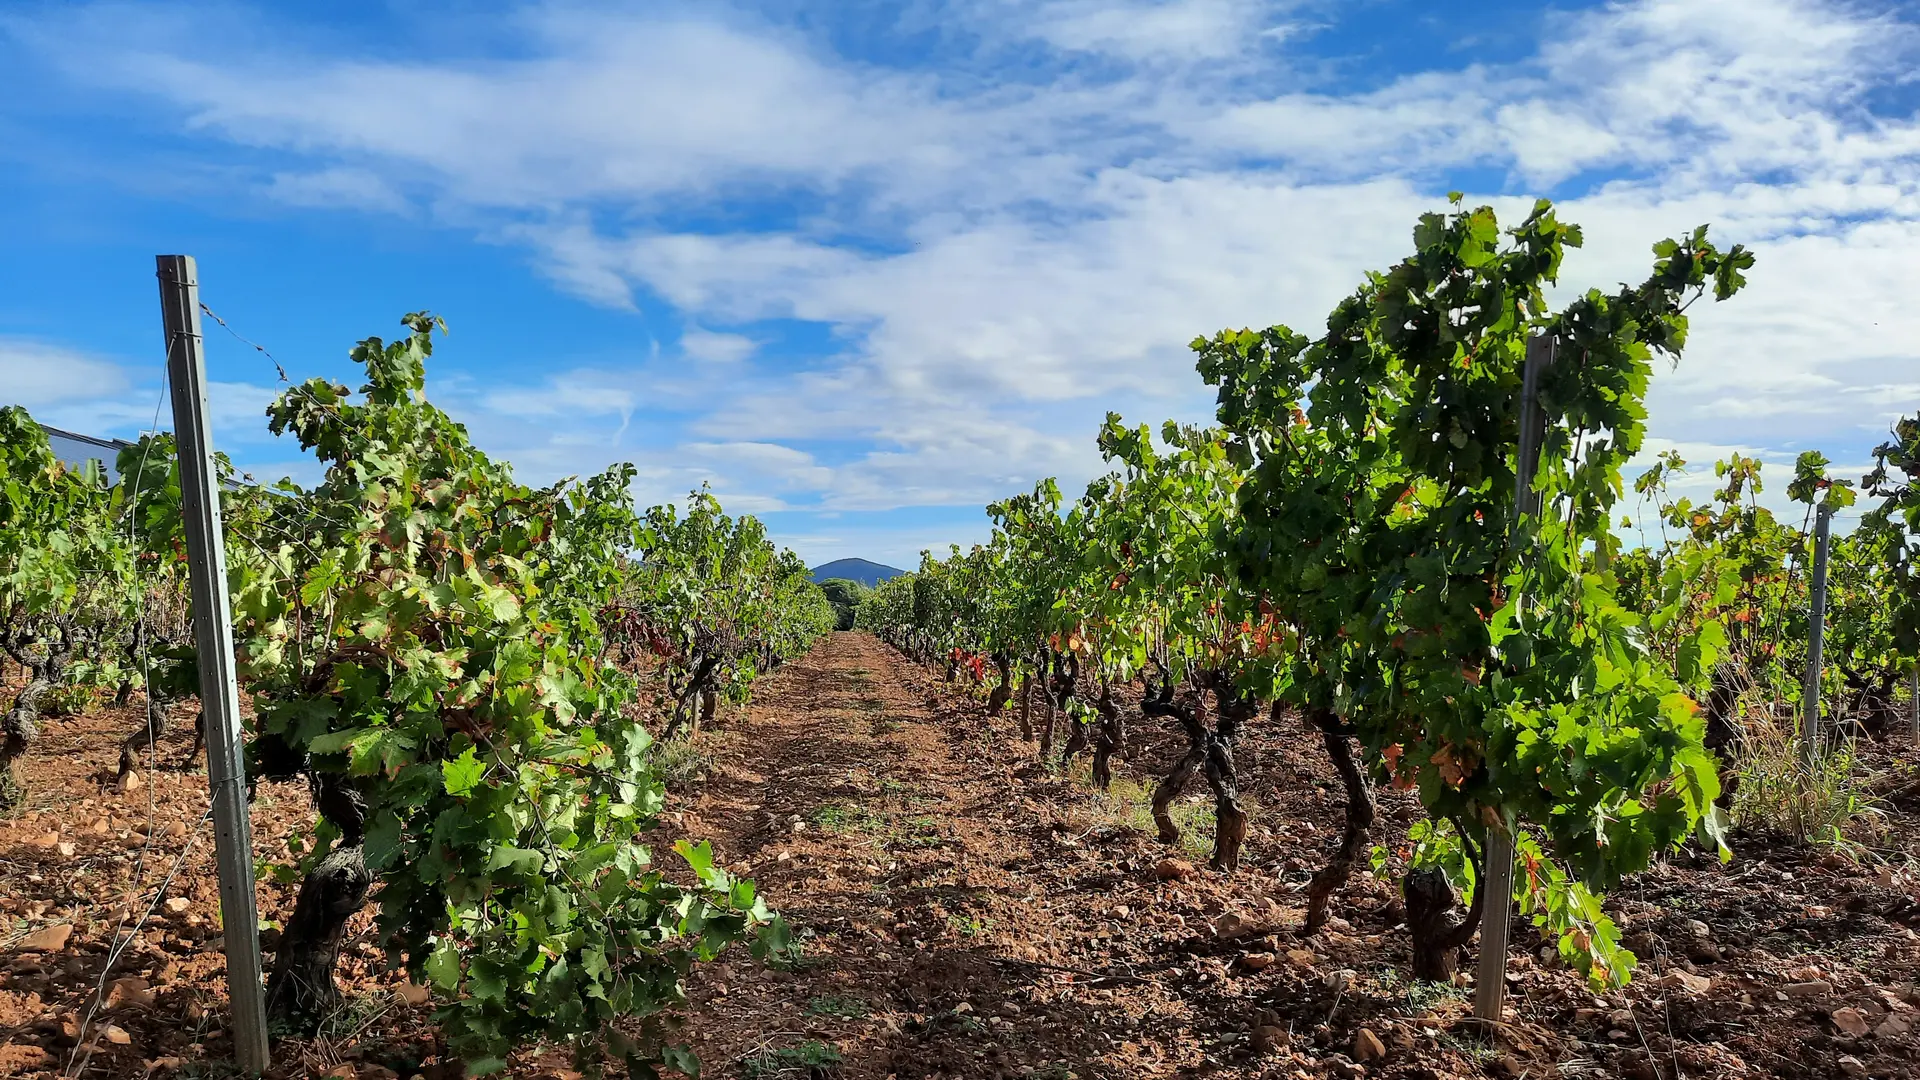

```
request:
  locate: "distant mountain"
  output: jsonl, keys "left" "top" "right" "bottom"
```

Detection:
{"left": 810, "top": 558, "right": 906, "bottom": 587}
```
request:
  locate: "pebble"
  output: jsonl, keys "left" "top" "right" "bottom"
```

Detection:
{"left": 1250, "top": 1025, "right": 1289, "bottom": 1054}
{"left": 1153, "top": 858, "right": 1194, "bottom": 881}
{"left": 1661, "top": 970, "right": 1712, "bottom": 995}
{"left": 16, "top": 924, "right": 74, "bottom": 953}
{"left": 1831, "top": 1007, "right": 1870, "bottom": 1037}
{"left": 1214, "top": 912, "right": 1251, "bottom": 939}
{"left": 1353, "top": 1028, "right": 1386, "bottom": 1061}
{"left": 1783, "top": 980, "right": 1833, "bottom": 999}
{"left": 106, "top": 977, "right": 153, "bottom": 1009}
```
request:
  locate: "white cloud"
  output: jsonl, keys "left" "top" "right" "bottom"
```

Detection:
{"left": 1021, "top": 0, "right": 1290, "bottom": 61}
{"left": 680, "top": 328, "right": 756, "bottom": 364}
{"left": 265, "top": 167, "right": 410, "bottom": 213}
{"left": 8, "top": 0, "right": 1920, "bottom": 538}
{"left": 0, "top": 338, "right": 131, "bottom": 408}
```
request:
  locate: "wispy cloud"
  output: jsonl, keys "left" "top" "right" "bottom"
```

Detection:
{"left": 5, "top": 0, "right": 1918, "bottom": 560}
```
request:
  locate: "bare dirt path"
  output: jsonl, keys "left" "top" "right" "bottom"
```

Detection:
{"left": 668, "top": 631, "right": 1432, "bottom": 1080}
{"left": 666, "top": 633, "right": 1920, "bottom": 1080}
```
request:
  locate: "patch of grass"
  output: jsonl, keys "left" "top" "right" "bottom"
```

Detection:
{"left": 810, "top": 801, "right": 884, "bottom": 835}
{"left": 947, "top": 912, "right": 994, "bottom": 938}
{"left": 741, "top": 1040, "right": 842, "bottom": 1079}
{"left": 1731, "top": 720, "right": 1886, "bottom": 849}
{"left": 1404, "top": 977, "right": 1469, "bottom": 1014}
{"left": 649, "top": 735, "right": 714, "bottom": 789}
{"left": 897, "top": 814, "right": 944, "bottom": 848}
{"left": 1435, "top": 1028, "right": 1500, "bottom": 1063}
{"left": 804, "top": 994, "right": 871, "bottom": 1018}
{"left": 1079, "top": 772, "right": 1252, "bottom": 862}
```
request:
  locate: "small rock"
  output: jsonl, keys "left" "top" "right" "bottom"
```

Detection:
{"left": 1492, "top": 1055, "right": 1525, "bottom": 1079}
{"left": 26, "top": 831, "right": 61, "bottom": 848}
{"left": 1353, "top": 1028, "right": 1386, "bottom": 1061}
{"left": 1154, "top": 858, "right": 1195, "bottom": 881}
{"left": 1831, "top": 1007, "right": 1870, "bottom": 1037}
{"left": 396, "top": 981, "right": 431, "bottom": 1005}
{"left": 1331, "top": 1059, "right": 1366, "bottom": 1080}
{"left": 162, "top": 897, "right": 191, "bottom": 916}
{"left": 1251, "top": 1025, "right": 1289, "bottom": 1054}
{"left": 107, "top": 977, "right": 153, "bottom": 1009}
{"left": 1837, "top": 1055, "right": 1867, "bottom": 1078}
{"left": 1661, "top": 970, "right": 1712, "bottom": 995}
{"left": 103, "top": 1024, "right": 132, "bottom": 1045}
{"left": 1784, "top": 980, "right": 1833, "bottom": 999}
{"left": 1874, "top": 1014, "right": 1910, "bottom": 1038}
{"left": 119, "top": 772, "right": 143, "bottom": 793}
{"left": 17, "top": 924, "right": 74, "bottom": 953}
{"left": 56, "top": 842, "right": 76, "bottom": 857}
{"left": 1324, "top": 968, "right": 1357, "bottom": 993}
{"left": 1214, "top": 912, "right": 1251, "bottom": 939}
{"left": 1286, "top": 949, "right": 1318, "bottom": 968}
{"left": 1240, "top": 952, "right": 1276, "bottom": 972}
{"left": 952, "top": 1001, "right": 973, "bottom": 1014}
{"left": 1682, "top": 919, "right": 1712, "bottom": 939}
{"left": 325, "top": 1066, "right": 358, "bottom": 1080}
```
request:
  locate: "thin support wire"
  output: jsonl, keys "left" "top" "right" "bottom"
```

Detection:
{"left": 65, "top": 368, "right": 203, "bottom": 1077}
{"left": 198, "top": 301, "right": 288, "bottom": 383}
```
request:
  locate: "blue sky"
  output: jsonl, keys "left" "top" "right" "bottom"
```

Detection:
{"left": 3, "top": 0, "right": 1918, "bottom": 569}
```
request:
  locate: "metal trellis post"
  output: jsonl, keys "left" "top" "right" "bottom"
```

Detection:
{"left": 1475, "top": 332, "right": 1555, "bottom": 1023}
{"left": 157, "top": 254, "right": 272, "bottom": 1073}
{"left": 1801, "top": 502, "right": 1834, "bottom": 768}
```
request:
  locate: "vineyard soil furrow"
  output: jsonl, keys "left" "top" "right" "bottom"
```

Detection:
{"left": 3, "top": 633, "right": 1919, "bottom": 1079}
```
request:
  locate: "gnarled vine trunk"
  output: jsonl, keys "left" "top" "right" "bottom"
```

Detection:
{"left": 266, "top": 776, "right": 373, "bottom": 1029}
{"left": 662, "top": 654, "right": 720, "bottom": 739}
{"left": 1204, "top": 693, "right": 1250, "bottom": 872}
{"left": 1043, "top": 651, "right": 1078, "bottom": 763}
{"left": 1088, "top": 685, "right": 1123, "bottom": 791}
{"left": 1303, "top": 706, "right": 1375, "bottom": 933}
{"left": 986, "top": 652, "right": 1012, "bottom": 715}
{"left": 1016, "top": 675, "right": 1034, "bottom": 741}
{"left": 1403, "top": 832, "right": 1486, "bottom": 982}
{"left": 0, "top": 631, "right": 73, "bottom": 811}
{"left": 1143, "top": 672, "right": 1251, "bottom": 871}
